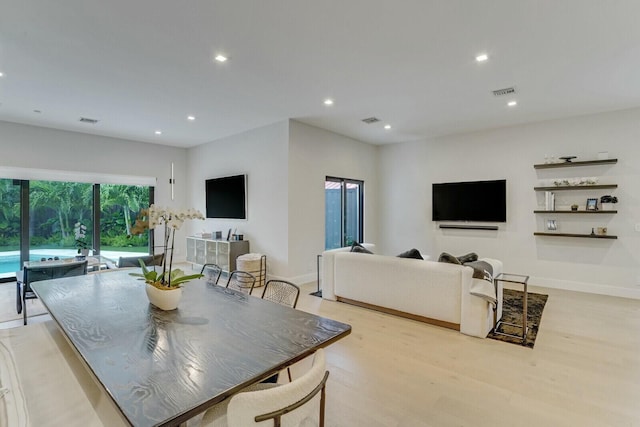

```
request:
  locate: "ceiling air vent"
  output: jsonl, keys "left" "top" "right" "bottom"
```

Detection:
{"left": 492, "top": 87, "right": 516, "bottom": 97}
{"left": 361, "top": 117, "right": 380, "bottom": 124}
{"left": 79, "top": 117, "right": 99, "bottom": 124}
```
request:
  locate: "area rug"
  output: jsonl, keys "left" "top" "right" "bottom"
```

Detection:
{"left": 487, "top": 289, "right": 548, "bottom": 349}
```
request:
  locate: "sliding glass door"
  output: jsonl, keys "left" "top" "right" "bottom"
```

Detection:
{"left": 0, "top": 179, "right": 22, "bottom": 279}
{"left": 325, "top": 177, "right": 364, "bottom": 250}
{"left": 100, "top": 184, "right": 150, "bottom": 257}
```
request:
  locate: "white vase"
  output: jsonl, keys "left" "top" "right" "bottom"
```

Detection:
{"left": 600, "top": 203, "right": 614, "bottom": 211}
{"left": 145, "top": 284, "right": 182, "bottom": 310}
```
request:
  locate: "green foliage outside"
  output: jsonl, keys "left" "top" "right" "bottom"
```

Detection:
{"left": 0, "top": 180, "right": 150, "bottom": 252}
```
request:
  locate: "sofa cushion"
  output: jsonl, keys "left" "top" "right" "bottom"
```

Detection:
{"left": 456, "top": 252, "right": 478, "bottom": 264}
{"left": 397, "top": 248, "right": 423, "bottom": 260}
{"left": 438, "top": 252, "right": 461, "bottom": 265}
{"left": 350, "top": 242, "right": 373, "bottom": 254}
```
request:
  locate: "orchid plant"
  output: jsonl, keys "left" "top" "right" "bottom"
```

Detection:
{"left": 129, "top": 205, "right": 205, "bottom": 289}
{"left": 74, "top": 222, "right": 89, "bottom": 253}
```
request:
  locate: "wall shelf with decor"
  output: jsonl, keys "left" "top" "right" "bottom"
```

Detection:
{"left": 534, "top": 156, "right": 618, "bottom": 240}
{"left": 533, "top": 210, "right": 617, "bottom": 214}
{"left": 533, "top": 232, "right": 617, "bottom": 239}
{"left": 533, "top": 158, "right": 617, "bottom": 169}
{"left": 534, "top": 184, "right": 617, "bottom": 191}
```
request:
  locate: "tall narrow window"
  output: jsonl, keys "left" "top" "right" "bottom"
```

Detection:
{"left": 325, "top": 177, "right": 364, "bottom": 249}
{"left": 0, "top": 179, "right": 22, "bottom": 279}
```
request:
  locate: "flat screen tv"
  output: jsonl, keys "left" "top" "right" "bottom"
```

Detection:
{"left": 432, "top": 179, "right": 506, "bottom": 222}
{"left": 205, "top": 174, "right": 247, "bottom": 219}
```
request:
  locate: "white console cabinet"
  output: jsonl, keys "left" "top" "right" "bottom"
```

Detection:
{"left": 186, "top": 237, "right": 250, "bottom": 273}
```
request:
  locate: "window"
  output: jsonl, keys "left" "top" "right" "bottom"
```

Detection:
{"left": 325, "top": 177, "right": 364, "bottom": 249}
{"left": 0, "top": 177, "right": 153, "bottom": 280}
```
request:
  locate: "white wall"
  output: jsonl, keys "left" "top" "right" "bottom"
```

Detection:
{"left": 287, "top": 120, "right": 379, "bottom": 283}
{"left": 379, "top": 108, "right": 640, "bottom": 298}
{"left": 186, "top": 121, "right": 290, "bottom": 275}
{"left": 0, "top": 121, "right": 189, "bottom": 255}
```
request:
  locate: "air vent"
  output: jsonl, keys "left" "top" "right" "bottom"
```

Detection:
{"left": 492, "top": 87, "right": 516, "bottom": 97}
{"left": 361, "top": 117, "right": 380, "bottom": 124}
{"left": 79, "top": 117, "right": 99, "bottom": 124}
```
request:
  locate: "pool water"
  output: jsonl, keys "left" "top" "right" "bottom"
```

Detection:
{"left": 0, "top": 253, "right": 76, "bottom": 275}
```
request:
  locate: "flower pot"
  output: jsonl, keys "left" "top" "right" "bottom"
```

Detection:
{"left": 80, "top": 248, "right": 90, "bottom": 257}
{"left": 600, "top": 203, "right": 614, "bottom": 211}
{"left": 145, "top": 284, "right": 182, "bottom": 310}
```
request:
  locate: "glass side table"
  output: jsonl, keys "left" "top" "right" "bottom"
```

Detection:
{"left": 493, "top": 273, "right": 530, "bottom": 346}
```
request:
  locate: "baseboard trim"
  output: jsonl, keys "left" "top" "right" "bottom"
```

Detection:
{"left": 336, "top": 296, "right": 461, "bottom": 331}
{"left": 528, "top": 277, "right": 640, "bottom": 300}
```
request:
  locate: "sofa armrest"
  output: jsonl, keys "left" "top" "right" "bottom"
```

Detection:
{"left": 321, "top": 244, "right": 375, "bottom": 301}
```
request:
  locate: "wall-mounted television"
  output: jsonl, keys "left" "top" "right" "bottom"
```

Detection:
{"left": 432, "top": 179, "right": 506, "bottom": 222}
{"left": 205, "top": 174, "right": 247, "bottom": 219}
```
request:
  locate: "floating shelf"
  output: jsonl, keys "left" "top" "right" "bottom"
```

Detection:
{"left": 533, "top": 159, "right": 618, "bottom": 169}
{"left": 533, "top": 210, "right": 617, "bottom": 214}
{"left": 534, "top": 232, "right": 617, "bottom": 239}
{"left": 534, "top": 184, "right": 617, "bottom": 191}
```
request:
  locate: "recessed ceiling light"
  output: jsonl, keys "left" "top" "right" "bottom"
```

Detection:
{"left": 214, "top": 54, "right": 228, "bottom": 63}
{"left": 507, "top": 100, "right": 517, "bottom": 107}
{"left": 155, "top": 130, "right": 162, "bottom": 135}
{"left": 384, "top": 124, "right": 391, "bottom": 130}
{"left": 475, "top": 54, "right": 489, "bottom": 62}
{"left": 187, "top": 115, "right": 196, "bottom": 121}
{"left": 0, "top": 72, "right": 4, "bottom": 77}
{"left": 323, "top": 98, "right": 334, "bottom": 106}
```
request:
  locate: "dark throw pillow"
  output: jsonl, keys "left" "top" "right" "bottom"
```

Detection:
{"left": 350, "top": 242, "right": 373, "bottom": 254}
{"left": 397, "top": 248, "right": 423, "bottom": 260}
{"left": 438, "top": 252, "right": 462, "bottom": 265}
{"left": 456, "top": 252, "right": 478, "bottom": 264}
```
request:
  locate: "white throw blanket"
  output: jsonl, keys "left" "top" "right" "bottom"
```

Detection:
{"left": 469, "top": 274, "right": 496, "bottom": 306}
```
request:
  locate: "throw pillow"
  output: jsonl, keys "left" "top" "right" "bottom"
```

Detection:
{"left": 456, "top": 252, "right": 478, "bottom": 264}
{"left": 438, "top": 252, "right": 462, "bottom": 264}
{"left": 397, "top": 248, "right": 423, "bottom": 260}
{"left": 350, "top": 242, "right": 373, "bottom": 254}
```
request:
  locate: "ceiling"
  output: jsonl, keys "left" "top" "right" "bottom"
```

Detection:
{"left": 1, "top": 1, "right": 639, "bottom": 148}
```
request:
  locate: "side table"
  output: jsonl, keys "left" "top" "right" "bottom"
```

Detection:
{"left": 493, "top": 273, "right": 530, "bottom": 346}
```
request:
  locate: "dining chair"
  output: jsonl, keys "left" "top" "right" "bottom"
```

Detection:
{"left": 225, "top": 270, "right": 256, "bottom": 295}
{"left": 261, "top": 280, "right": 301, "bottom": 382}
{"left": 17, "top": 259, "right": 89, "bottom": 325}
{"left": 200, "top": 348, "right": 329, "bottom": 427}
{"left": 200, "top": 263, "right": 223, "bottom": 286}
{"left": 117, "top": 253, "right": 164, "bottom": 268}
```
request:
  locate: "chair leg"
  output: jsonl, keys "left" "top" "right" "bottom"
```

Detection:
{"left": 23, "top": 291, "right": 27, "bottom": 326}
{"left": 16, "top": 282, "right": 22, "bottom": 314}
{"left": 287, "top": 367, "right": 292, "bottom": 383}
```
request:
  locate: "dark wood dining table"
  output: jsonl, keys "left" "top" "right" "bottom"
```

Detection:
{"left": 31, "top": 270, "right": 351, "bottom": 427}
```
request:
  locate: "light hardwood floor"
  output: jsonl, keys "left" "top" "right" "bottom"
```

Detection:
{"left": 1, "top": 279, "right": 638, "bottom": 426}
{"left": 292, "top": 282, "right": 640, "bottom": 427}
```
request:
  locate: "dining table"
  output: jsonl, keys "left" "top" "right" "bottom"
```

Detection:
{"left": 31, "top": 269, "right": 351, "bottom": 427}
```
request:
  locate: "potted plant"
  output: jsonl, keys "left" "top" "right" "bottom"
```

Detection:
{"left": 129, "top": 206, "right": 205, "bottom": 310}
{"left": 571, "top": 204, "right": 579, "bottom": 211}
{"left": 74, "top": 222, "right": 90, "bottom": 257}
{"left": 599, "top": 195, "right": 618, "bottom": 211}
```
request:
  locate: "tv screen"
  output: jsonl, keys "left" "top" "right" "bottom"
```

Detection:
{"left": 432, "top": 179, "right": 506, "bottom": 222}
{"left": 205, "top": 174, "right": 247, "bottom": 219}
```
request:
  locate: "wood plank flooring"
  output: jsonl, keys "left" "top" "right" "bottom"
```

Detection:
{"left": 1, "top": 277, "right": 638, "bottom": 426}
{"left": 293, "top": 283, "right": 640, "bottom": 427}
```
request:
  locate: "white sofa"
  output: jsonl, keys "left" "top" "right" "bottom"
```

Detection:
{"left": 321, "top": 245, "right": 503, "bottom": 338}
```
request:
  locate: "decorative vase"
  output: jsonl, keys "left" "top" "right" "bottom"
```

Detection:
{"left": 80, "top": 248, "right": 90, "bottom": 256}
{"left": 145, "top": 284, "right": 182, "bottom": 310}
{"left": 600, "top": 203, "right": 613, "bottom": 211}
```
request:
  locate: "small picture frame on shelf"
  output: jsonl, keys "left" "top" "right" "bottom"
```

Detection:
{"left": 586, "top": 198, "right": 598, "bottom": 211}
{"left": 546, "top": 219, "right": 557, "bottom": 231}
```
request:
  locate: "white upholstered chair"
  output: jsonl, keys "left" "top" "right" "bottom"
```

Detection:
{"left": 200, "top": 349, "right": 329, "bottom": 427}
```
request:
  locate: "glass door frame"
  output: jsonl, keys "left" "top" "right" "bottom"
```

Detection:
{"left": 325, "top": 176, "right": 364, "bottom": 249}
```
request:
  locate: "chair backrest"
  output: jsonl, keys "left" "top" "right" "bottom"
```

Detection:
{"left": 261, "top": 280, "right": 300, "bottom": 309}
{"left": 118, "top": 253, "right": 164, "bottom": 268}
{"left": 225, "top": 270, "right": 256, "bottom": 295}
{"left": 201, "top": 263, "right": 223, "bottom": 286}
{"left": 227, "top": 349, "right": 329, "bottom": 427}
{"left": 24, "top": 260, "right": 88, "bottom": 289}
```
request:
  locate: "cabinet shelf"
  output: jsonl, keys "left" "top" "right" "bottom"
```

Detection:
{"left": 533, "top": 210, "right": 617, "bottom": 214}
{"left": 534, "top": 232, "right": 617, "bottom": 239}
{"left": 533, "top": 159, "right": 617, "bottom": 169}
{"left": 534, "top": 184, "right": 617, "bottom": 191}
